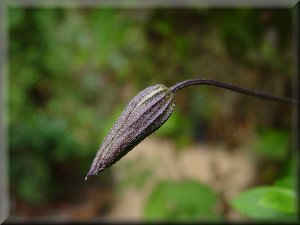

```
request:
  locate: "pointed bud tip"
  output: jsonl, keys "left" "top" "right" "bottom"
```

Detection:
{"left": 85, "top": 171, "right": 96, "bottom": 181}
{"left": 85, "top": 167, "right": 106, "bottom": 180}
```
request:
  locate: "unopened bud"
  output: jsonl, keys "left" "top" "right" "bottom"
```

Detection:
{"left": 85, "top": 84, "right": 175, "bottom": 180}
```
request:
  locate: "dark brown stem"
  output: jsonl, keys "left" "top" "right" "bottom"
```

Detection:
{"left": 170, "top": 79, "right": 298, "bottom": 105}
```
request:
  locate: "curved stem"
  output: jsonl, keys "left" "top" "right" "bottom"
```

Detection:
{"left": 170, "top": 79, "right": 298, "bottom": 105}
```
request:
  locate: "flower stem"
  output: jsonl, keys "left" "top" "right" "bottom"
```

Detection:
{"left": 170, "top": 79, "right": 298, "bottom": 105}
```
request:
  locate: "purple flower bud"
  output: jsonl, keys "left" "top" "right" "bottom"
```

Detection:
{"left": 86, "top": 84, "right": 175, "bottom": 180}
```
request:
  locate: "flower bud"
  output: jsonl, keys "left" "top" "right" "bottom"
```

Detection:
{"left": 85, "top": 84, "right": 175, "bottom": 180}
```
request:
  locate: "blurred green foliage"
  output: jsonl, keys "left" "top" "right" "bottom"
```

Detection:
{"left": 231, "top": 158, "right": 296, "bottom": 221}
{"left": 230, "top": 128, "right": 295, "bottom": 221}
{"left": 231, "top": 186, "right": 296, "bottom": 221}
{"left": 10, "top": 114, "right": 87, "bottom": 203}
{"left": 9, "top": 8, "right": 128, "bottom": 204}
{"left": 156, "top": 109, "right": 193, "bottom": 148}
{"left": 144, "top": 180, "right": 219, "bottom": 221}
{"left": 253, "top": 129, "right": 290, "bottom": 159}
{"left": 8, "top": 7, "right": 294, "bottom": 221}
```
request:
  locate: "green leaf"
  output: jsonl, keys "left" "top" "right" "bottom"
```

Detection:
{"left": 144, "top": 180, "right": 220, "bottom": 221}
{"left": 258, "top": 187, "right": 296, "bottom": 214}
{"left": 231, "top": 186, "right": 296, "bottom": 221}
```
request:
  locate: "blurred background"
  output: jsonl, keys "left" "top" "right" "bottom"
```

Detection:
{"left": 8, "top": 7, "right": 297, "bottom": 222}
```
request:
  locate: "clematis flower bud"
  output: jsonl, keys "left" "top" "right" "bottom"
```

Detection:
{"left": 86, "top": 78, "right": 297, "bottom": 180}
{"left": 85, "top": 84, "right": 175, "bottom": 180}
